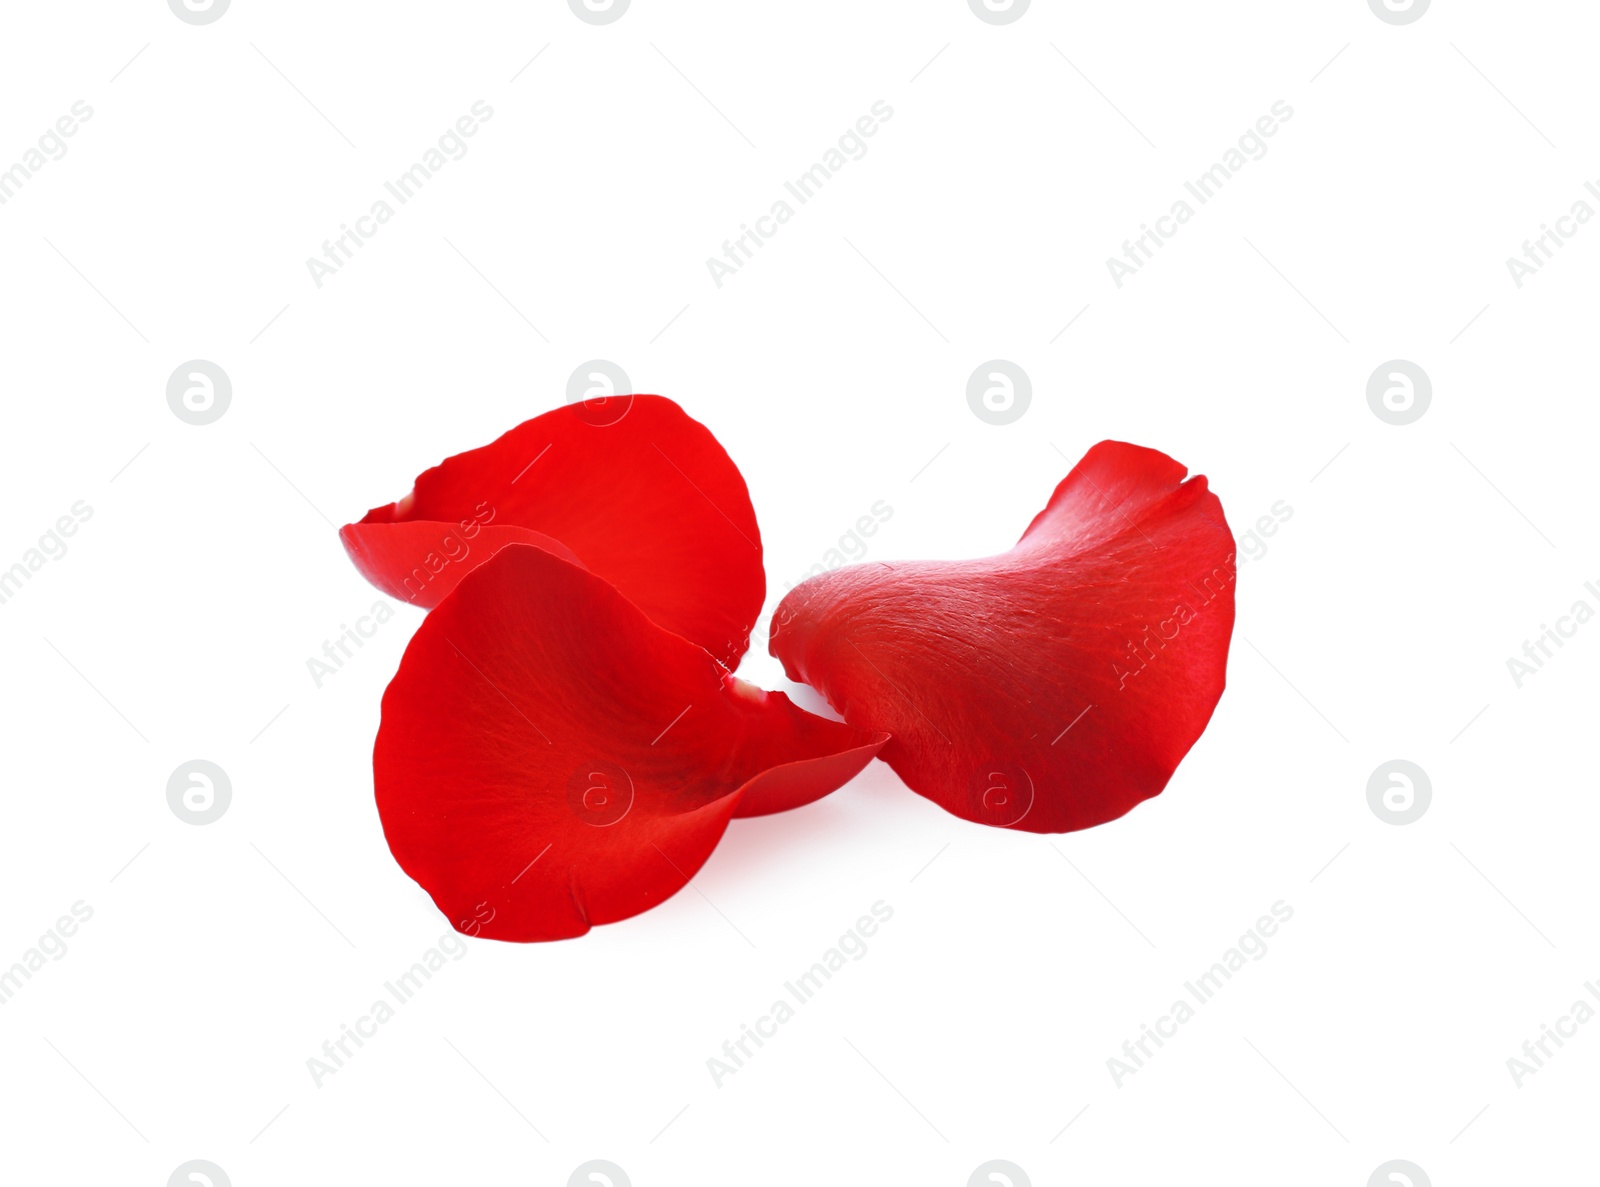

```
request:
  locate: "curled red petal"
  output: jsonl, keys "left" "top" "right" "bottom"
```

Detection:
{"left": 375, "top": 544, "right": 886, "bottom": 942}
{"left": 769, "top": 441, "right": 1235, "bottom": 834}
{"left": 341, "top": 395, "right": 764, "bottom": 668}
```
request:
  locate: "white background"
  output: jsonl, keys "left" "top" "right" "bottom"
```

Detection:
{"left": 1, "top": 1, "right": 1595, "bottom": 1184}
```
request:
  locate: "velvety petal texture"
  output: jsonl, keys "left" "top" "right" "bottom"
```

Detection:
{"left": 342, "top": 395, "right": 764, "bottom": 668}
{"left": 769, "top": 441, "right": 1235, "bottom": 834}
{"left": 376, "top": 544, "right": 886, "bottom": 943}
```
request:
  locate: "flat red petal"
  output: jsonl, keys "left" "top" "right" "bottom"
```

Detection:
{"left": 769, "top": 441, "right": 1235, "bottom": 834}
{"left": 375, "top": 544, "right": 886, "bottom": 942}
{"left": 341, "top": 395, "right": 764, "bottom": 668}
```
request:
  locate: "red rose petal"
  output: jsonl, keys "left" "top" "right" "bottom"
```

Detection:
{"left": 375, "top": 544, "right": 886, "bottom": 942}
{"left": 342, "top": 395, "right": 764, "bottom": 668}
{"left": 769, "top": 441, "right": 1235, "bottom": 834}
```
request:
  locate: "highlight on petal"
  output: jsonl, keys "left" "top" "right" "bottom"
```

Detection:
{"left": 341, "top": 395, "right": 765, "bottom": 668}
{"left": 375, "top": 544, "right": 886, "bottom": 943}
{"left": 769, "top": 441, "right": 1236, "bottom": 834}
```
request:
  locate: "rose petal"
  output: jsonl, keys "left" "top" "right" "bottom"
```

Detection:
{"left": 769, "top": 441, "right": 1235, "bottom": 834}
{"left": 375, "top": 544, "right": 886, "bottom": 942}
{"left": 342, "top": 395, "right": 764, "bottom": 668}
